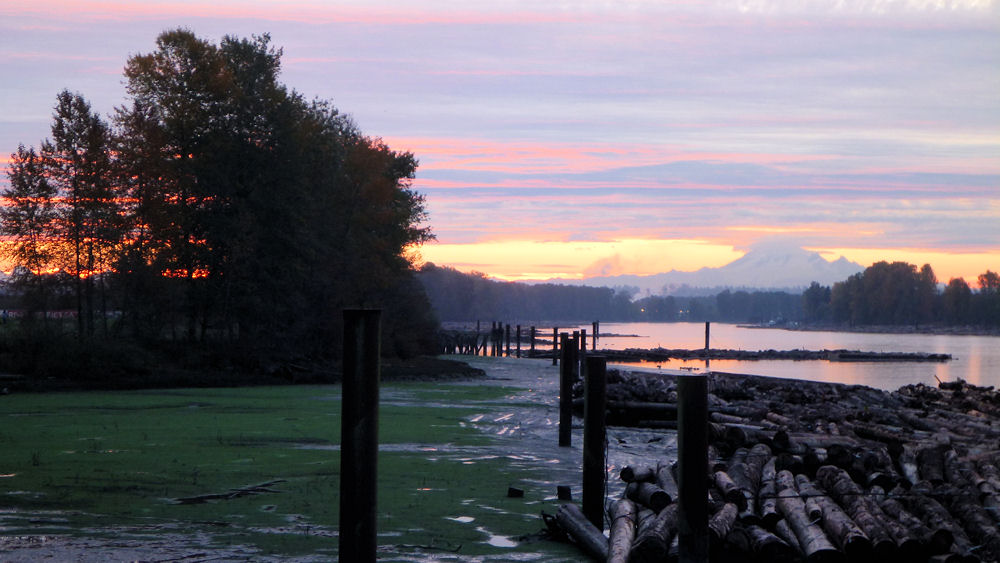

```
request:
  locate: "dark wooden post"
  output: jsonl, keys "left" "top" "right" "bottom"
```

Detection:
{"left": 530, "top": 326, "right": 536, "bottom": 353}
{"left": 505, "top": 324, "right": 511, "bottom": 357}
{"left": 677, "top": 373, "right": 709, "bottom": 562}
{"left": 583, "top": 356, "right": 607, "bottom": 532}
{"left": 559, "top": 333, "right": 573, "bottom": 447}
{"left": 516, "top": 325, "right": 521, "bottom": 358}
{"left": 552, "top": 327, "right": 559, "bottom": 365}
{"left": 592, "top": 321, "right": 598, "bottom": 349}
{"left": 704, "top": 321, "right": 711, "bottom": 370}
{"left": 572, "top": 331, "right": 580, "bottom": 381}
{"left": 340, "top": 309, "right": 381, "bottom": 563}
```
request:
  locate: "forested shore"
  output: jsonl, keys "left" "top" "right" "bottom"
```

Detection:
{"left": 1, "top": 30, "right": 439, "bottom": 385}
{"left": 419, "top": 262, "right": 1000, "bottom": 332}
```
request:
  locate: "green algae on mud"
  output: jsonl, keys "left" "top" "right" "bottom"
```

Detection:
{"left": 0, "top": 381, "right": 579, "bottom": 560}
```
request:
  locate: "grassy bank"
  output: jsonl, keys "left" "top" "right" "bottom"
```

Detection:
{"left": 0, "top": 381, "right": 578, "bottom": 561}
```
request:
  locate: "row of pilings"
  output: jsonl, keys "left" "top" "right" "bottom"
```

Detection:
{"left": 439, "top": 321, "right": 601, "bottom": 359}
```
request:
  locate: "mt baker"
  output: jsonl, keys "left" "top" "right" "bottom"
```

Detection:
{"left": 539, "top": 244, "right": 864, "bottom": 296}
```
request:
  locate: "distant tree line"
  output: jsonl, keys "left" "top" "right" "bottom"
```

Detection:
{"left": 803, "top": 262, "right": 1000, "bottom": 328}
{"left": 418, "top": 263, "right": 803, "bottom": 324}
{"left": 1, "top": 30, "right": 437, "bottom": 381}
{"left": 419, "top": 262, "right": 999, "bottom": 329}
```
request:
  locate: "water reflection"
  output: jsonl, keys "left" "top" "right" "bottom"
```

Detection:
{"left": 572, "top": 322, "right": 1000, "bottom": 390}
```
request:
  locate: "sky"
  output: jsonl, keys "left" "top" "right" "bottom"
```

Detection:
{"left": 1, "top": 0, "right": 998, "bottom": 285}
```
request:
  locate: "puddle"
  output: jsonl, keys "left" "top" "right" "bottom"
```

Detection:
{"left": 476, "top": 526, "right": 517, "bottom": 548}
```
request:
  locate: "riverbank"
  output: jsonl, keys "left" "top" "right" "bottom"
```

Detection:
{"left": 0, "top": 356, "right": 485, "bottom": 394}
{"left": 0, "top": 356, "right": 668, "bottom": 562}
{"left": 748, "top": 323, "right": 1000, "bottom": 338}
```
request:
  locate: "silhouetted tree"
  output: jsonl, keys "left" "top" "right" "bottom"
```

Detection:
{"left": 942, "top": 278, "right": 972, "bottom": 324}
{"left": 802, "top": 282, "right": 831, "bottom": 322}
{"left": 1, "top": 145, "right": 60, "bottom": 319}
{"left": 42, "top": 91, "right": 121, "bottom": 337}
{"left": 1, "top": 29, "right": 438, "bottom": 379}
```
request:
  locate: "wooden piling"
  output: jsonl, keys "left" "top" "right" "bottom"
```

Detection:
{"left": 505, "top": 324, "right": 511, "bottom": 357}
{"left": 572, "top": 331, "right": 580, "bottom": 379}
{"left": 583, "top": 356, "right": 607, "bottom": 531}
{"left": 677, "top": 373, "right": 709, "bottom": 562}
{"left": 552, "top": 327, "right": 559, "bottom": 365}
{"left": 339, "top": 309, "right": 381, "bottom": 563}
{"left": 592, "top": 321, "right": 598, "bottom": 349}
{"left": 704, "top": 322, "right": 711, "bottom": 370}
{"left": 559, "top": 333, "right": 573, "bottom": 447}
{"left": 530, "top": 326, "right": 536, "bottom": 353}
{"left": 516, "top": 325, "right": 521, "bottom": 358}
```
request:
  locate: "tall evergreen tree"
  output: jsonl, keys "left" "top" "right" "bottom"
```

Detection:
{"left": 42, "top": 91, "right": 120, "bottom": 337}
{"left": 1, "top": 145, "right": 60, "bottom": 318}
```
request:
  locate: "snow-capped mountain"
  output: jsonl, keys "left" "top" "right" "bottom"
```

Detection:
{"left": 538, "top": 244, "right": 864, "bottom": 295}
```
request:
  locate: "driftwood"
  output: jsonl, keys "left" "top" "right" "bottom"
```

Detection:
{"left": 902, "top": 487, "right": 977, "bottom": 559}
{"left": 814, "top": 466, "right": 896, "bottom": 560}
{"left": 727, "top": 461, "right": 759, "bottom": 523}
{"left": 897, "top": 443, "right": 921, "bottom": 486}
{"left": 709, "top": 502, "right": 738, "bottom": 541}
{"left": 555, "top": 502, "right": 608, "bottom": 561}
{"left": 620, "top": 464, "right": 656, "bottom": 483}
{"left": 863, "top": 487, "right": 922, "bottom": 561}
{"left": 918, "top": 445, "right": 948, "bottom": 486}
{"left": 938, "top": 484, "right": 1000, "bottom": 561}
{"left": 713, "top": 470, "right": 747, "bottom": 511}
{"left": 654, "top": 462, "right": 679, "bottom": 501}
{"left": 629, "top": 503, "right": 678, "bottom": 563}
{"left": 715, "top": 524, "right": 753, "bottom": 563}
{"left": 553, "top": 370, "right": 1000, "bottom": 563}
{"left": 759, "top": 456, "right": 781, "bottom": 528}
{"left": 173, "top": 479, "right": 286, "bottom": 504}
{"left": 745, "top": 443, "right": 771, "bottom": 487}
{"left": 792, "top": 473, "right": 873, "bottom": 561}
{"left": 625, "top": 481, "right": 671, "bottom": 513}
{"left": 773, "top": 519, "right": 806, "bottom": 559}
{"left": 775, "top": 487, "right": 843, "bottom": 562}
{"left": 745, "top": 523, "right": 797, "bottom": 563}
{"left": 607, "top": 499, "right": 637, "bottom": 563}
{"left": 874, "top": 485, "right": 953, "bottom": 555}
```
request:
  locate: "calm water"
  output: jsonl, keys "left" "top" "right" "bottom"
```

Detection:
{"left": 570, "top": 322, "right": 1000, "bottom": 391}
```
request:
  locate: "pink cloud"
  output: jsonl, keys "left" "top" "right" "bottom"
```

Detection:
{"left": 387, "top": 136, "right": 834, "bottom": 175}
{"left": 5, "top": 1, "right": 596, "bottom": 26}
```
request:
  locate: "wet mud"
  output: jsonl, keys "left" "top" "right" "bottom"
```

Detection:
{"left": 0, "top": 356, "right": 679, "bottom": 561}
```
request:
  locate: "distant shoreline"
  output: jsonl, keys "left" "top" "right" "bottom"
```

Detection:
{"left": 741, "top": 323, "right": 1000, "bottom": 338}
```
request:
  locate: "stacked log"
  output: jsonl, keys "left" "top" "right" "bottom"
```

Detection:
{"left": 607, "top": 499, "right": 637, "bottom": 563}
{"left": 548, "top": 371, "right": 1000, "bottom": 562}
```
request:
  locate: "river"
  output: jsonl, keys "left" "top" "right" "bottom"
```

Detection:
{"left": 566, "top": 322, "right": 1000, "bottom": 391}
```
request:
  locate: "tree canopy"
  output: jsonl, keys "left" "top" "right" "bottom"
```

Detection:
{"left": 2, "top": 29, "right": 436, "bottom": 379}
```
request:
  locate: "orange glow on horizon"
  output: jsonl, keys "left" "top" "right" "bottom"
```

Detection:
{"left": 417, "top": 238, "right": 745, "bottom": 282}
{"left": 415, "top": 238, "right": 999, "bottom": 288}
{"left": 812, "top": 247, "right": 1000, "bottom": 288}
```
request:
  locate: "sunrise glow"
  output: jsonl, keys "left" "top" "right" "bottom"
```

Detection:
{"left": 1, "top": 0, "right": 997, "bottom": 286}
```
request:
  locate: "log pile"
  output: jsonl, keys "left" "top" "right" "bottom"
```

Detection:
{"left": 594, "top": 347, "right": 951, "bottom": 363}
{"left": 551, "top": 372, "right": 1000, "bottom": 562}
